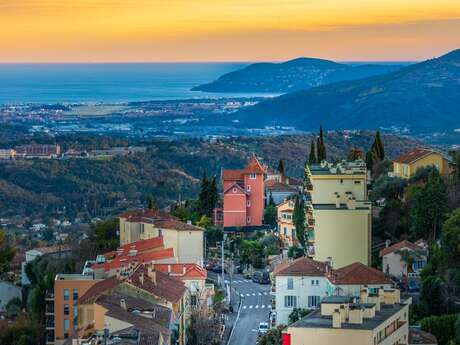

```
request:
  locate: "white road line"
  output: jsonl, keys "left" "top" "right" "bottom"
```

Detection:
{"left": 255, "top": 305, "right": 259, "bottom": 309}
{"left": 263, "top": 292, "right": 268, "bottom": 295}
{"left": 258, "top": 292, "right": 262, "bottom": 296}
{"left": 249, "top": 305, "right": 253, "bottom": 309}
{"left": 246, "top": 293, "right": 250, "bottom": 297}
{"left": 261, "top": 305, "right": 265, "bottom": 308}
{"left": 252, "top": 293, "right": 256, "bottom": 296}
{"left": 243, "top": 306, "right": 247, "bottom": 309}
{"left": 240, "top": 294, "right": 244, "bottom": 297}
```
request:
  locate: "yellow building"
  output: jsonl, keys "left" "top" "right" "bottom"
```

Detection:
{"left": 119, "top": 209, "right": 204, "bottom": 264}
{"left": 393, "top": 148, "right": 452, "bottom": 179}
{"left": 283, "top": 289, "right": 411, "bottom": 345}
{"left": 276, "top": 199, "right": 297, "bottom": 247}
{"left": 305, "top": 160, "right": 371, "bottom": 267}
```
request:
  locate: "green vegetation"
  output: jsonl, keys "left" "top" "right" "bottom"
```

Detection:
{"left": 288, "top": 308, "right": 312, "bottom": 324}
{"left": 93, "top": 218, "right": 120, "bottom": 252}
{"left": 257, "top": 325, "right": 285, "bottom": 345}
{"left": 0, "top": 229, "right": 15, "bottom": 275}
{"left": 293, "top": 196, "right": 306, "bottom": 250}
{"left": 420, "top": 313, "right": 460, "bottom": 345}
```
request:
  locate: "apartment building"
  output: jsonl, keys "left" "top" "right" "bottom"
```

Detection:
{"left": 0, "top": 148, "right": 16, "bottom": 160}
{"left": 276, "top": 199, "right": 297, "bottom": 247}
{"left": 50, "top": 274, "right": 102, "bottom": 345}
{"left": 273, "top": 258, "right": 392, "bottom": 326}
{"left": 119, "top": 209, "right": 204, "bottom": 264}
{"left": 283, "top": 289, "right": 411, "bottom": 345}
{"left": 380, "top": 239, "right": 428, "bottom": 279}
{"left": 303, "top": 160, "right": 371, "bottom": 267}
{"left": 16, "top": 144, "right": 61, "bottom": 158}
{"left": 393, "top": 148, "right": 452, "bottom": 179}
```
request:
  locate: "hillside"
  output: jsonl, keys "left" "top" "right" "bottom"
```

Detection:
{"left": 0, "top": 132, "right": 421, "bottom": 220}
{"left": 192, "top": 57, "right": 403, "bottom": 93}
{"left": 233, "top": 49, "right": 460, "bottom": 133}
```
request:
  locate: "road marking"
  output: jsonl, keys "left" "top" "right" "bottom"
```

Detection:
{"left": 258, "top": 292, "right": 262, "bottom": 296}
{"left": 246, "top": 293, "right": 250, "bottom": 297}
{"left": 243, "top": 306, "right": 247, "bottom": 309}
{"left": 263, "top": 292, "right": 268, "bottom": 295}
{"left": 249, "top": 305, "right": 253, "bottom": 309}
{"left": 255, "top": 305, "right": 259, "bottom": 309}
{"left": 240, "top": 294, "right": 244, "bottom": 297}
{"left": 252, "top": 293, "right": 256, "bottom": 296}
{"left": 261, "top": 305, "right": 265, "bottom": 308}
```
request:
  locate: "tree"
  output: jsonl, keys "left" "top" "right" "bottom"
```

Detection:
{"left": 264, "top": 204, "right": 277, "bottom": 227}
{"left": 204, "top": 226, "right": 223, "bottom": 248}
{"left": 268, "top": 192, "right": 275, "bottom": 206}
{"left": 410, "top": 170, "right": 448, "bottom": 241}
{"left": 420, "top": 313, "right": 459, "bottom": 345}
{"left": 197, "top": 173, "right": 219, "bottom": 218}
{"left": 147, "top": 197, "right": 157, "bottom": 210}
{"left": 186, "top": 310, "right": 221, "bottom": 345}
{"left": 277, "top": 159, "right": 285, "bottom": 176}
{"left": 374, "top": 131, "right": 385, "bottom": 161}
{"left": 6, "top": 297, "right": 22, "bottom": 319}
{"left": 366, "top": 131, "right": 385, "bottom": 173}
{"left": 288, "top": 308, "right": 311, "bottom": 324}
{"left": 258, "top": 325, "right": 284, "bottom": 345}
{"left": 308, "top": 140, "right": 317, "bottom": 165}
{"left": 316, "top": 126, "right": 326, "bottom": 162}
{"left": 348, "top": 147, "right": 364, "bottom": 161}
{"left": 440, "top": 208, "right": 460, "bottom": 269}
{"left": 419, "top": 275, "right": 447, "bottom": 315}
{"left": 0, "top": 229, "right": 15, "bottom": 275}
{"left": 288, "top": 246, "right": 304, "bottom": 259}
{"left": 293, "top": 196, "right": 306, "bottom": 250}
{"left": 92, "top": 218, "right": 119, "bottom": 252}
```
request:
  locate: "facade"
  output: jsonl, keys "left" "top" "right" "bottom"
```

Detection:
{"left": 51, "top": 274, "right": 101, "bottom": 345}
{"left": 222, "top": 155, "right": 266, "bottom": 228}
{"left": 16, "top": 144, "right": 61, "bottom": 158}
{"left": 0, "top": 281, "right": 22, "bottom": 312}
{"left": 283, "top": 289, "right": 411, "bottom": 345}
{"left": 393, "top": 148, "right": 452, "bottom": 179}
{"left": 380, "top": 240, "right": 428, "bottom": 279}
{"left": 0, "top": 149, "right": 16, "bottom": 160}
{"left": 276, "top": 199, "right": 297, "bottom": 247}
{"left": 273, "top": 259, "right": 392, "bottom": 326}
{"left": 119, "top": 209, "right": 204, "bottom": 264}
{"left": 304, "top": 160, "right": 371, "bottom": 267}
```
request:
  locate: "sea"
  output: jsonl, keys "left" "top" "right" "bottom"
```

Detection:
{"left": 0, "top": 63, "right": 274, "bottom": 104}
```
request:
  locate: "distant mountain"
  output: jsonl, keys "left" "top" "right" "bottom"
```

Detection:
{"left": 192, "top": 57, "right": 404, "bottom": 93}
{"left": 232, "top": 49, "right": 460, "bottom": 133}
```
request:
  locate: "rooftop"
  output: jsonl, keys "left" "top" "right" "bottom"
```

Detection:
{"left": 328, "top": 262, "right": 392, "bottom": 286}
{"left": 120, "top": 209, "right": 203, "bottom": 232}
{"left": 291, "top": 302, "right": 407, "bottom": 331}
{"left": 379, "top": 239, "right": 426, "bottom": 257}
{"left": 394, "top": 148, "right": 445, "bottom": 165}
{"left": 274, "top": 257, "right": 327, "bottom": 277}
{"left": 55, "top": 274, "right": 96, "bottom": 281}
{"left": 309, "top": 160, "right": 367, "bottom": 176}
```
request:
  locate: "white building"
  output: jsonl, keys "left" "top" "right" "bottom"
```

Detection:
{"left": 274, "top": 259, "right": 392, "bottom": 326}
{"left": 379, "top": 239, "right": 428, "bottom": 279}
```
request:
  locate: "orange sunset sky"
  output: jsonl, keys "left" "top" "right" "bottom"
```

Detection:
{"left": 1, "top": 0, "right": 460, "bottom": 62}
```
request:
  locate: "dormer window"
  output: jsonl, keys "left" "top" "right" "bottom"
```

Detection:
{"left": 233, "top": 187, "right": 237, "bottom": 193}
{"left": 250, "top": 173, "right": 257, "bottom": 179}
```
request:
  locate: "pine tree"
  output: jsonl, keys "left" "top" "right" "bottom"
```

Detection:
{"left": 293, "top": 195, "right": 306, "bottom": 250}
{"left": 308, "top": 140, "right": 317, "bottom": 165}
{"left": 316, "top": 125, "right": 327, "bottom": 162}
{"left": 277, "top": 159, "right": 286, "bottom": 176}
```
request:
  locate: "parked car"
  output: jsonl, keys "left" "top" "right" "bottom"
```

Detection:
{"left": 258, "top": 322, "right": 269, "bottom": 337}
{"left": 213, "top": 265, "right": 227, "bottom": 274}
{"left": 252, "top": 271, "right": 270, "bottom": 284}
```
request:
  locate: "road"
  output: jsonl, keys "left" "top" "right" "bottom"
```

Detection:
{"left": 227, "top": 274, "right": 272, "bottom": 345}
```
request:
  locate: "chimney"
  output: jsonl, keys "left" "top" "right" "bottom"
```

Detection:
{"left": 349, "top": 307, "right": 364, "bottom": 324}
{"left": 183, "top": 265, "right": 186, "bottom": 275}
{"left": 378, "top": 287, "right": 385, "bottom": 303}
{"left": 168, "top": 265, "right": 171, "bottom": 273}
{"left": 360, "top": 288, "right": 368, "bottom": 304}
{"left": 332, "top": 309, "right": 341, "bottom": 328}
{"left": 339, "top": 305, "right": 347, "bottom": 323}
{"left": 120, "top": 299, "right": 127, "bottom": 310}
{"left": 187, "top": 220, "right": 192, "bottom": 225}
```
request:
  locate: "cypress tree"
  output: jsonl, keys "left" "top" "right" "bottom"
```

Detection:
{"left": 293, "top": 195, "right": 306, "bottom": 250}
{"left": 375, "top": 131, "right": 385, "bottom": 160}
{"left": 268, "top": 192, "right": 275, "bottom": 206}
{"left": 308, "top": 140, "right": 317, "bottom": 165}
{"left": 277, "top": 159, "right": 286, "bottom": 176}
{"left": 316, "top": 125, "right": 327, "bottom": 162}
{"left": 198, "top": 172, "right": 210, "bottom": 216}
{"left": 209, "top": 176, "right": 219, "bottom": 216}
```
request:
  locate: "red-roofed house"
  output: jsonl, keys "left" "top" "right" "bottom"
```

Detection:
{"left": 119, "top": 209, "right": 204, "bottom": 264}
{"left": 222, "top": 155, "right": 267, "bottom": 228}
{"left": 380, "top": 239, "right": 428, "bottom": 279}
{"left": 393, "top": 148, "right": 453, "bottom": 179}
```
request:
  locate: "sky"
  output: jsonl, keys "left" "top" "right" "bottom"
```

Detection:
{"left": 1, "top": 0, "right": 460, "bottom": 62}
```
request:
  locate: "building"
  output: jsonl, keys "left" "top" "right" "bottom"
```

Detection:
{"left": 276, "top": 199, "right": 297, "bottom": 247}
{"left": 273, "top": 259, "right": 392, "bottom": 326}
{"left": 380, "top": 240, "right": 428, "bottom": 279}
{"left": 50, "top": 274, "right": 102, "bottom": 345}
{"left": 222, "top": 155, "right": 267, "bottom": 228}
{"left": 0, "top": 149, "right": 16, "bottom": 160}
{"left": 119, "top": 209, "right": 204, "bottom": 264}
{"left": 282, "top": 288, "right": 411, "bottom": 345}
{"left": 265, "top": 167, "right": 302, "bottom": 205}
{"left": 409, "top": 327, "right": 438, "bottom": 345}
{"left": 273, "top": 257, "right": 328, "bottom": 325}
{"left": 75, "top": 291, "right": 171, "bottom": 345}
{"left": 393, "top": 148, "right": 453, "bottom": 179}
{"left": 16, "top": 144, "right": 61, "bottom": 158}
{"left": 0, "top": 281, "right": 22, "bottom": 312}
{"left": 303, "top": 160, "right": 372, "bottom": 267}
{"left": 22, "top": 244, "right": 73, "bottom": 285}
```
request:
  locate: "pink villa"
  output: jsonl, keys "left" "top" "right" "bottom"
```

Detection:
{"left": 222, "top": 155, "right": 267, "bottom": 228}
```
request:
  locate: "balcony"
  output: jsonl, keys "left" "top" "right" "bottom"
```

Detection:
{"left": 45, "top": 304, "right": 54, "bottom": 315}
{"left": 45, "top": 290, "right": 55, "bottom": 301}
{"left": 307, "top": 231, "right": 315, "bottom": 242}
{"left": 45, "top": 317, "right": 55, "bottom": 330}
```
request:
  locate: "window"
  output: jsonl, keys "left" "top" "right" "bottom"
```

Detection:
{"left": 287, "top": 278, "right": 294, "bottom": 290}
{"left": 250, "top": 173, "right": 257, "bottom": 180}
{"left": 247, "top": 216, "right": 251, "bottom": 224}
{"left": 311, "top": 279, "right": 319, "bottom": 286}
{"left": 158, "top": 229, "right": 163, "bottom": 237}
{"left": 247, "top": 200, "right": 251, "bottom": 207}
{"left": 63, "top": 289, "right": 70, "bottom": 301}
{"left": 247, "top": 185, "right": 251, "bottom": 192}
{"left": 354, "top": 180, "right": 361, "bottom": 184}
{"left": 308, "top": 296, "right": 320, "bottom": 308}
{"left": 140, "top": 223, "right": 145, "bottom": 234}
{"left": 283, "top": 227, "right": 287, "bottom": 236}
{"left": 73, "top": 288, "right": 78, "bottom": 300}
{"left": 64, "top": 319, "right": 70, "bottom": 332}
{"left": 284, "top": 296, "right": 297, "bottom": 308}
{"left": 190, "top": 295, "right": 197, "bottom": 307}
{"left": 233, "top": 187, "right": 237, "bottom": 193}
{"left": 74, "top": 306, "right": 78, "bottom": 318}
{"left": 64, "top": 304, "right": 69, "bottom": 316}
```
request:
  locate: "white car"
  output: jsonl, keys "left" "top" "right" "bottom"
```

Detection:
{"left": 258, "top": 322, "right": 269, "bottom": 337}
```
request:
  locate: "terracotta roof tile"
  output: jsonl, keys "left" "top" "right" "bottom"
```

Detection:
{"left": 34, "top": 244, "right": 72, "bottom": 255}
{"left": 153, "top": 263, "right": 207, "bottom": 279}
{"left": 264, "top": 180, "right": 297, "bottom": 192}
{"left": 274, "top": 257, "right": 327, "bottom": 277}
{"left": 393, "top": 148, "right": 436, "bottom": 164}
{"left": 243, "top": 155, "right": 267, "bottom": 174}
{"left": 379, "top": 240, "right": 424, "bottom": 257}
{"left": 121, "top": 209, "right": 203, "bottom": 232}
{"left": 329, "top": 262, "right": 391, "bottom": 285}
{"left": 79, "top": 276, "right": 120, "bottom": 303}
{"left": 129, "top": 265, "right": 186, "bottom": 304}
{"left": 222, "top": 169, "right": 244, "bottom": 181}
{"left": 117, "top": 237, "right": 165, "bottom": 256}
